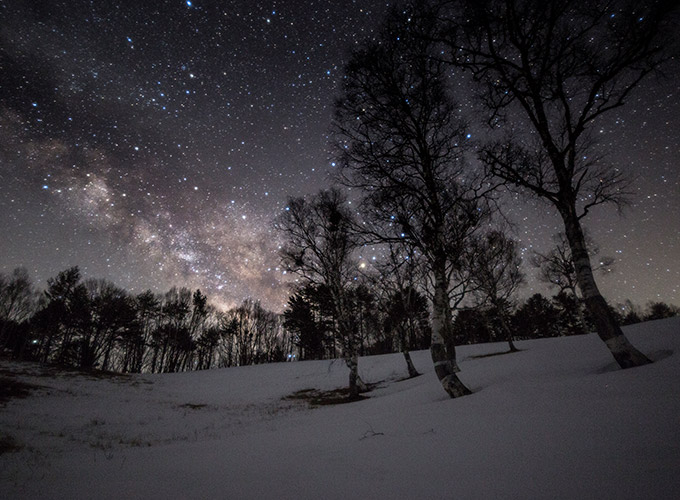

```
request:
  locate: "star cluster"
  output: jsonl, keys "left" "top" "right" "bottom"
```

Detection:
{"left": 0, "top": 0, "right": 678, "bottom": 311}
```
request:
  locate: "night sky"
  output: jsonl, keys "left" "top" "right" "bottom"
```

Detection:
{"left": 1, "top": 0, "right": 678, "bottom": 312}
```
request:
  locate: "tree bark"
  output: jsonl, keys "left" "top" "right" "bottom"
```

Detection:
{"left": 335, "top": 291, "right": 366, "bottom": 399}
{"left": 431, "top": 268, "right": 471, "bottom": 398}
{"left": 402, "top": 350, "right": 420, "bottom": 378}
{"left": 345, "top": 353, "right": 366, "bottom": 399}
{"left": 497, "top": 310, "right": 518, "bottom": 353}
{"left": 562, "top": 211, "right": 651, "bottom": 368}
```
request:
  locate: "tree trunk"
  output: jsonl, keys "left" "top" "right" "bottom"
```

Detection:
{"left": 345, "top": 353, "right": 366, "bottom": 399}
{"left": 496, "top": 307, "right": 518, "bottom": 352}
{"left": 334, "top": 287, "right": 366, "bottom": 400}
{"left": 402, "top": 350, "right": 420, "bottom": 378}
{"left": 430, "top": 268, "right": 471, "bottom": 398}
{"left": 562, "top": 212, "right": 651, "bottom": 368}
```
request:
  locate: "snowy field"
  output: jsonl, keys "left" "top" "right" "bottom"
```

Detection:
{"left": 1, "top": 318, "right": 679, "bottom": 499}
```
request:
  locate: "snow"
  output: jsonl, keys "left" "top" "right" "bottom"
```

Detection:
{"left": 2, "top": 318, "right": 679, "bottom": 499}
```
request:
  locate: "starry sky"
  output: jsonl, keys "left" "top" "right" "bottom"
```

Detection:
{"left": 1, "top": 0, "right": 678, "bottom": 312}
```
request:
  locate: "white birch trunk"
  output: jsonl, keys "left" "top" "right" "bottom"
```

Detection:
{"left": 430, "top": 268, "right": 471, "bottom": 398}
{"left": 563, "top": 212, "right": 650, "bottom": 368}
{"left": 402, "top": 350, "right": 420, "bottom": 378}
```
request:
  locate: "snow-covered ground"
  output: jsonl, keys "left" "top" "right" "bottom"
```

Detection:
{"left": 1, "top": 318, "right": 679, "bottom": 499}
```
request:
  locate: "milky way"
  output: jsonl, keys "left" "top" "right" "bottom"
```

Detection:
{"left": 1, "top": 0, "right": 678, "bottom": 311}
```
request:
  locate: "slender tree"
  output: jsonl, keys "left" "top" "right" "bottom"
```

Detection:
{"left": 275, "top": 188, "right": 366, "bottom": 399}
{"left": 334, "top": 8, "right": 491, "bottom": 397}
{"left": 437, "top": 0, "right": 677, "bottom": 368}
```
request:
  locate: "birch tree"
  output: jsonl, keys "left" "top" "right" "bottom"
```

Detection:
{"left": 275, "top": 188, "right": 366, "bottom": 399}
{"left": 437, "top": 0, "right": 677, "bottom": 368}
{"left": 334, "top": 9, "right": 490, "bottom": 397}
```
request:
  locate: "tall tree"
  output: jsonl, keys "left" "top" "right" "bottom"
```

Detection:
{"left": 81, "top": 279, "right": 137, "bottom": 371}
{"left": 131, "top": 290, "right": 161, "bottom": 372}
{"left": 275, "top": 188, "right": 366, "bottom": 399}
{"left": 33, "top": 266, "right": 90, "bottom": 364}
{"left": 334, "top": 8, "right": 490, "bottom": 397}
{"left": 438, "top": 0, "right": 677, "bottom": 368}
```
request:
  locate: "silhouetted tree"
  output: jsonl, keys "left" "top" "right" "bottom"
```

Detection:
{"left": 0, "top": 267, "right": 38, "bottom": 356}
{"left": 512, "top": 293, "right": 561, "bottom": 339}
{"left": 552, "top": 291, "right": 588, "bottom": 336}
{"left": 129, "top": 290, "right": 160, "bottom": 372}
{"left": 334, "top": 8, "right": 492, "bottom": 397}
{"left": 452, "top": 307, "right": 497, "bottom": 344}
{"left": 81, "top": 279, "right": 137, "bottom": 371}
{"left": 33, "top": 267, "right": 90, "bottom": 364}
{"left": 276, "top": 188, "right": 366, "bottom": 399}
{"left": 645, "top": 301, "right": 679, "bottom": 321}
{"left": 439, "top": 0, "right": 677, "bottom": 368}
{"left": 371, "top": 244, "right": 430, "bottom": 376}
{"left": 469, "top": 231, "right": 525, "bottom": 351}
{"left": 284, "top": 290, "right": 323, "bottom": 360}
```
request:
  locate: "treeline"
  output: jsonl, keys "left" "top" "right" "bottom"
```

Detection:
{"left": 1, "top": 265, "right": 677, "bottom": 373}
{"left": 0, "top": 267, "right": 293, "bottom": 373}
{"left": 453, "top": 292, "right": 679, "bottom": 345}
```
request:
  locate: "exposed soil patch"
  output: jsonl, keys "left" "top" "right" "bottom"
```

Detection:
{"left": 178, "top": 403, "right": 209, "bottom": 410}
{"left": 0, "top": 376, "right": 43, "bottom": 405}
{"left": 0, "top": 433, "right": 22, "bottom": 455}
{"left": 283, "top": 385, "right": 375, "bottom": 407}
{"left": 0, "top": 357, "right": 152, "bottom": 386}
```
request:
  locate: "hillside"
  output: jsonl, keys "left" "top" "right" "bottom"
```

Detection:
{"left": 1, "top": 318, "right": 679, "bottom": 499}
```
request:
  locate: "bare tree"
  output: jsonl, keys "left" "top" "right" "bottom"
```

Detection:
{"left": 275, "top": 188, "right": 366, "bottom": 399}
{"left": 468, "top": 230, "right": 525, "bottom": 351}
{"left": 437, "top": 0, "right": 677, "bottom": 368}
{"left": 334, "top": 8, "right": 493, "bottom": 397}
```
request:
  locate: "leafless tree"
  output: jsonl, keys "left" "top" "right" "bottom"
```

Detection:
{"left": 436, "top": 0, "right": 677, "bottom": 368}
{"left": 333, "top": 8, "right": 494, "bottom": 397}
{"left": 275, "top": 188, "right": 366, "bottom": 399}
